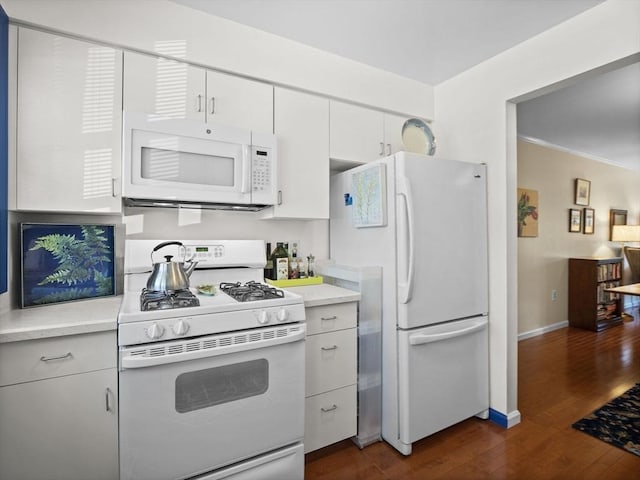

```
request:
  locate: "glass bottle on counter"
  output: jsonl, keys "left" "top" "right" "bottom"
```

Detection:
{"left": 298, "top": 256, "right": 308, "bottom": 278}
{"left": 272, "top": 242, "right": 289, "bottom": 280}
{"left": 289, "top": 251, "right": 299, "bottom": 279}
{"left": 307, "top": 254, "right": 315, "bottom": 277}
{"left": 264, "top": 242, "right": 273, "bottom": 280}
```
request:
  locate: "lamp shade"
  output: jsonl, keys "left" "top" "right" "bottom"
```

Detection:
{"left": 611, "top": 225, "right": 640, "bottom": 242}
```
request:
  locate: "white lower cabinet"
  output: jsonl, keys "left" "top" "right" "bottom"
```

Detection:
{"left": 0, "top": 331, "right": 118, "bottom": 480}
{"left": 304, "top": 301, "right": 357, "bottom": 453}
{"left": 305, "top": 385, "right": 357, "bottom": 453}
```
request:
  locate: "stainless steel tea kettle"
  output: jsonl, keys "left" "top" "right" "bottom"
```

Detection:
{"left": 146, "top": 241, "right": 198, "bottom": 292}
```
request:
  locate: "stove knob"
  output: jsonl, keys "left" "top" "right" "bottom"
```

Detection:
{"left": 146, "top": 323, "right": 165, "bottom": 340}
{"left": 172, "top": 320, "right": 190, "bottom": 336}
{"left": 257, "top": 311, "right": 270, "bottom": 325}
{"left": 276, "top": 308, "right": 289, "bottom": 322}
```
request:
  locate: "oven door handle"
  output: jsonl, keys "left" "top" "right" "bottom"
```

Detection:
{"left": 120, "top": 326, "right": 306, "bottom": 369}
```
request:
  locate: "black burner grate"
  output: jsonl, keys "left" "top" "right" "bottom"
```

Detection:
{"left": 140, "top": 288, "right": 200, "bottom": 311}
{"left": 219, "top": 281, "right": 285, "bottom": 302}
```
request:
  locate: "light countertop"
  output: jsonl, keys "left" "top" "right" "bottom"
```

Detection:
{"left": 286, "top": 283, "right": 360, "bottom": 308}
{"left": 0, "top": 296, "right": 122, "bottom": 343}
{"left": 0, "top": 284, "right": 360, "bottom": 343}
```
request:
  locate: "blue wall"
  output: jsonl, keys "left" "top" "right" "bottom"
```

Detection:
{"left": 0, "top": 5, "right": 8, "bottom": 294}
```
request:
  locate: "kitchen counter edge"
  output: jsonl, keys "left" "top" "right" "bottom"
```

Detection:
{"left": 286, "top": 284, "right": 360, "bottom": 308}
{"left": 0, "top": 296, "right": 122, "bottom": 343}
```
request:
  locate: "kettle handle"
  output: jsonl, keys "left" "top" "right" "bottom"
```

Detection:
{"left": 153, "top": 241, "right": 183, "bottom": 252}
{"left": 151, "top": 241, "right": 185, "bottom": 264}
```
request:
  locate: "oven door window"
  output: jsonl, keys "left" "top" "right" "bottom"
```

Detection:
{"left": 175, "top": 358, "right": 268, "bottom": 413}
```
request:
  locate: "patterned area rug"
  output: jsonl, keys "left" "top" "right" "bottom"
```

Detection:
{"left": 572, "top": 383, "right": 640, "bottom": 457}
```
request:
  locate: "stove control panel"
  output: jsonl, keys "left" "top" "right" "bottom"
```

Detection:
{"left": 184, "top": 245, "right": 225, "bottom": 261}
{"left": 118, "top": 302, "right": 306, "bottom": 347}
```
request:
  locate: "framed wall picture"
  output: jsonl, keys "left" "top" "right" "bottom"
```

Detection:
{"left": 609, "top": 209, "right": 627, "bottom": 240}
{"left": 574, "top": 178, "right": 591, "bottom": 206}
{"left": 20, "top": 223, "right": 116, "bottom": 308}
{"left": 583, "top": 208, "right": 595, "bottom": 234}
{"left": 569, "top": 209, "right": 582, "bottom": 233}
{"left": 517, "top": 188, "right": 538, "bottom": 237}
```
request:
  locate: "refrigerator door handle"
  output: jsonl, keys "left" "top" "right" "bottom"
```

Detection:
{"left": 408, "top": 318, "right": 487, "bottom": 346}
{"left": 397, "top": 176, "right": 415, "bottom": 304}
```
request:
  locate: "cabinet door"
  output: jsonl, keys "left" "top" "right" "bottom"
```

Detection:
{"left": 263, "top": 88, "right": 329, "bottom": 219}
{"left": 384, "top": 112, "right": 409, "bottom": 155}
{"left": 329, "top": 101, "right": 384, "bottom": 164}
{"left": 16, "top": 28, "right": 122, "bottom": 213}
{"left": 0, "top": 368, "right": 118, "bottom": 480}
{"left": 206, "top": 69, "right": 273, "bottom": 132}
{"left": 123, "top": 50, "right": 205, "bottom": 121}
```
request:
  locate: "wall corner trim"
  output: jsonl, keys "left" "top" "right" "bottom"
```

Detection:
{"left": 489, "top": 408, "right": 521, "bottom": 429}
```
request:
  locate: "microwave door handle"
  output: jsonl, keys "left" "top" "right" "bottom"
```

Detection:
{"left": 240, "top": 145, "right": 251, "bottom": 194}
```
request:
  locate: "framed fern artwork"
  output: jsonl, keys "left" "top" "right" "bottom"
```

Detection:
{"left": 20, "top": 223, "right": 116, "bottom": 308}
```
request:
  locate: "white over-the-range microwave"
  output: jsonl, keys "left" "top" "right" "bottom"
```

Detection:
{"left": 122, "top": 112, "right": 277, "bottom": 211}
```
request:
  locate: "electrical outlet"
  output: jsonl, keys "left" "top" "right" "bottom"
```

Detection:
{"left": 551, "top": 290, "right": 558, "bottom": 301}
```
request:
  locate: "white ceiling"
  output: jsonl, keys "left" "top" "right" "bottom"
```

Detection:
{"left": 171, "top": 0, "right": 639, "bottom": 171}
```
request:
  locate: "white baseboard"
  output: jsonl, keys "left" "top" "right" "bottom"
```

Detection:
{"left": 518, "top": 320, "right": 568, "bottom": 341}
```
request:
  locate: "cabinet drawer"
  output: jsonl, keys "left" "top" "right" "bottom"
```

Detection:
{"left": 306, "top": 302, "right": 357, "bottom": 336}
{"left": 0, "top": 331, "right": 116, "bottom": 387}
{"left": 304, "top": 385, "right": 357, "bottom": 453}
{"left": 305, "top": 328, "right": 356, "bottom": 396}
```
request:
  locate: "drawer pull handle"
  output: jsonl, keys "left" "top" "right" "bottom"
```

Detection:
{"left": 320, "top": 316, "right": 337, "bottom": 321}
{"left": 321, "top": 345, "right": 338, "bottom": 351}
{"left": 321, "top": 404, "right": 338, "bottom": 413}
{"left": 39, "top": 352, "right": 73, "bottom": 362}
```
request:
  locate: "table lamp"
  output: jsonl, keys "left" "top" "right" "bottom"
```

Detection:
{"left": 611, "top": 225, "right": 640, "bottom": 282}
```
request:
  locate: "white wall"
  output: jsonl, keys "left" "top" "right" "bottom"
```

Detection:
{"left": 517, "top": 139, "right": 640, "bottom": 336}
{"left": 435, "top": 0, "right": 640, "bottom": 422}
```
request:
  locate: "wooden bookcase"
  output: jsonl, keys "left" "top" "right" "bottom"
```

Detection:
{"left": 568, "top": 257, "right": 623, "bottom": 331}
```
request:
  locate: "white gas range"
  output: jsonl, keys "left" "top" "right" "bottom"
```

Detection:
{"left": 118, "top": 239, "right": 306, "bottom": 480}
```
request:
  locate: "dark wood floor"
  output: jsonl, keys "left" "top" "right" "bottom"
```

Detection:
{"left": 305, "top": 307, "right": 640, "bottom": 479}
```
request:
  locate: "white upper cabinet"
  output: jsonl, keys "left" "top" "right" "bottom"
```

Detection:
{"left": 123, "top": 51, "right": 205, "bottom": 122}
{"left": 124, "top": 51, "right": 273, "bottom": 132}
{"left": 262, "top": 88, "right": 329, "bottom": 219}
{"left": 16, "top": 28, "right": 123, "bottom": 213}
{"left": 329, "top": 100, "right": 415, "bottom": 168}
{"left": 329, "top": 101, "right": 384, "bottom": 165}
{"left": 206, "top": 69, "right": 273, "bottom": 133}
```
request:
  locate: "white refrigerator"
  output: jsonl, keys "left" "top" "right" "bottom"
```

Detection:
{"left": 329, "top": 152, "right": 489, "bottom": 455}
